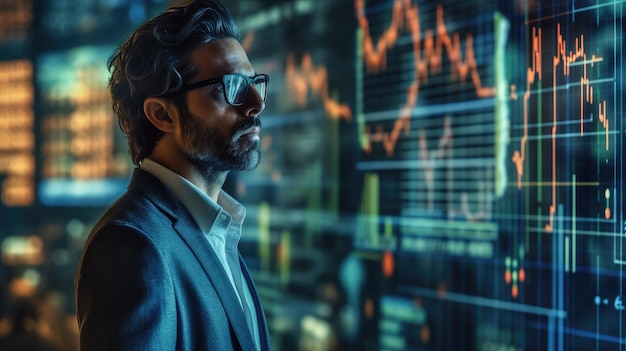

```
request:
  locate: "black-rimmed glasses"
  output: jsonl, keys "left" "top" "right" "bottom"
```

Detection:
{"left": 179, "top": 73, "right": 269, "bottom": 106}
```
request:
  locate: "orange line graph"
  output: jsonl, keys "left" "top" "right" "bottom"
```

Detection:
{"left": 546, "top": 24, "right": 608, "bottom": 231}
{"left": 512, "top": 23, "right": 607, "bottom": 232}
{"left": 285, "top": 53, "right": 352, "bottom": 121}
{"left": 512, "top": 26, "right": 541, "bottom": 190}
{"left": 243, "top": 30, "right": 352, "bottom": 121}
{"left": 599, "top": 100, "right": 608, "bottom": 150}
{"left": 355, "top": 0, "right": 495, "bottom": 156}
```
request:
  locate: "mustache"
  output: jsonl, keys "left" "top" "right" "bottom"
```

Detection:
{"left": 233, "top": 116, "right": 262, "bottom": 138}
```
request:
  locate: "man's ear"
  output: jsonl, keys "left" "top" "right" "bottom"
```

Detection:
{"left": 143, "top": 97, "right": 176, "bottom": 132}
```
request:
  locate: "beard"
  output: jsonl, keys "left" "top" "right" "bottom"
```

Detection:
{"left": 178, "top": 103, "right": 262, "bottom": 178}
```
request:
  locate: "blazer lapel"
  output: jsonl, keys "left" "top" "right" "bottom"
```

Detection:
{"left": 129, "top": 169, "right": 257, "bottom": 350}
{"left": 173, "top": 208, "right": 257, "bottom": 351}
{"left": 240, "top": 256, "right": 271, "bottom": 351}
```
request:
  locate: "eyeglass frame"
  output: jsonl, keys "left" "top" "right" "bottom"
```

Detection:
{"left": 176, "top": 73, "right": 269, "bottom": 106}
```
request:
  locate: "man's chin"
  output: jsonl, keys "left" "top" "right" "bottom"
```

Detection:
{"left": 221, "top": 146, "right": 261, "bottom": 172}
{"left": 189, "top": 146, "right": 261, "bottom": 172}
{"left": 240, "top": 150, "right": 262, "bottom": 171}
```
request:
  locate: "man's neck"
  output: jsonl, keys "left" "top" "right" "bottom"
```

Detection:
{"left": 186, "top": 167, "right": 228, "bottom": 202}
{"left": 144, "top": 155, "right": 227, "bottom": 203}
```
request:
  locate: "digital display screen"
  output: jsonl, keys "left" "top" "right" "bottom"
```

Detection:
{"left": 0, "top": 0, "right": 31, "bottom": 58}
{"left": 37, "top": 46, "right": 131, "bottom": 206}
{"left": 232, "top": 0, "right": 624, "bottom": 349}
{"left": 0, "top": 60, "right": 34, "bottom": 206}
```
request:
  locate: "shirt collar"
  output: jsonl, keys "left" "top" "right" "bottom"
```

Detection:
{"left": 139, "top": 158, "right": 245, "bottom": 233}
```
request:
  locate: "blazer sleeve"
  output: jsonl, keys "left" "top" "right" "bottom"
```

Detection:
{"left": 75, "top": 224, "right": 177, "bottom": 351}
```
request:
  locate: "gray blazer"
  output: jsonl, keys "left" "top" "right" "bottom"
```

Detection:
{"left": 75, "top": 169, "right": 270, "bottom": 350}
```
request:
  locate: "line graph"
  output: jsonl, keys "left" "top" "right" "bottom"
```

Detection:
{"left": 355, "top": 0, "right": 495, "bottom": 156}
{"left": 284, "top": 53, "right": 352, "bottom": 121}
{"left": 511, "top": 26, "right": 540, "bottom": 191}
{"left": 354, "top": 0, "right": 505, "bottom": 241}
{"left": 546, "top": 23, "right": 607, "bottom": 232}
{"left": 234, "top": 0, "right": 625, "bottom": 349}
{"left": 242, "top": 30, "right": 352, "bottom": 121}
{"left": 511, "top": 22, "right": 608, "bottom": 232}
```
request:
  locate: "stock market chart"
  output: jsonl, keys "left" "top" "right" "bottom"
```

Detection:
{"left": 235, "top": 0, "right": 624, "bottom": 349}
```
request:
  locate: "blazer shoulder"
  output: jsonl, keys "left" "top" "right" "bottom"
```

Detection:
{"left": 95, "top": 169, "right": 182, "bottom": 233}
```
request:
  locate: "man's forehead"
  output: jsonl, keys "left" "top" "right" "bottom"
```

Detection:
{"left": 189, "top": 38, "right": 254, "bottom": 77}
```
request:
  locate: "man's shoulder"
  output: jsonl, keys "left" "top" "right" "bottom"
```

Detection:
{"left": 100, "top": 168, "right": 180, "bottom": 224}
{"left": 84, "top": 169, "right": 189, "bottom": 248}
{"left": 96, "top": 188, "right": 172, "bottom": 233}
{"left": 79, "top": 189, "right": 177, "bottom": 262}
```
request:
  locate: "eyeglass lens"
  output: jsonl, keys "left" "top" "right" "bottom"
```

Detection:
{"left": 223, "top": 74, "right": 267, "bottom": 106}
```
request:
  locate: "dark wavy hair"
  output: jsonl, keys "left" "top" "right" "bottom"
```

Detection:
{"left": 108, "top": 0, "right": 241, "bottom": 165}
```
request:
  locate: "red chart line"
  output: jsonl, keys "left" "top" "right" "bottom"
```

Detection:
{"left": 511, "top": 22, "right": 607, "bottom": 233}
{"left": 356, "top": 0, "right": 495, "bottom": 156}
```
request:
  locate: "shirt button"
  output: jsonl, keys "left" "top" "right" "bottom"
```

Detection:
{"left": 220, "top": 214, "right": 228, "bottom": 221}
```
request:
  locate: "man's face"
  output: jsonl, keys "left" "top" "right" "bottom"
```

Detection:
{"left": 177, "top": 38, "right": 265, "bottom": 175}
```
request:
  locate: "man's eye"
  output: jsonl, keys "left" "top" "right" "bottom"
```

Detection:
{"left": 205, "top": 83, "right": 224, "bottom": 97}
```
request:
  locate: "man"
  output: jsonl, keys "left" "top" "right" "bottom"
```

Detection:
{"left": 74, "top": 1, "right": 271, "bottom": 350}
